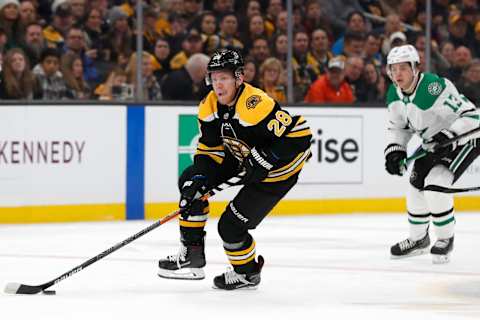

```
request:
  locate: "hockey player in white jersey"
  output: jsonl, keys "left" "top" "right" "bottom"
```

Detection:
{"left": 384, "top": 44, "right": 480, "bottom": 264}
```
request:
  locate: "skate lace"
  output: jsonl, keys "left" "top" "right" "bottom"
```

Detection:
{"left": 399, "top": 238, "right": 415, "bottom": 251}
{"left": 434, "top": 239, "right": 449, "bottom": 249}
{"left": 223, "top": 268, "right": 251, "bottom": 285}
{"left": 166, "top": 244, "right": 187, "bottom": 267}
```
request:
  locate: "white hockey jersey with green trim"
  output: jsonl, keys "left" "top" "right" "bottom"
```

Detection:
{"left": 386, "top": 72, "right": 480, "bottom": 148}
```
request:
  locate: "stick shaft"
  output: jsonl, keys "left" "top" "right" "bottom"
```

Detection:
{"left": 11, "top": 172, "right": 244, "bottom": 293}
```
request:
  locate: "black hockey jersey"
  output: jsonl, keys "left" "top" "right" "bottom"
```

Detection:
{"left": 194, "top": 83, "right": 312, "bottom": 183}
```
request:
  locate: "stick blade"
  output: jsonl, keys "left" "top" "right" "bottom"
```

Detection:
{"left": 4, "top": 282, "right": 43, "bottom": 295}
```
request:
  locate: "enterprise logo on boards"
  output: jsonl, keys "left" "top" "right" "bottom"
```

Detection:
{"left": 178, "top": 115, "right": 199, "bottom": 176}
{"left": 299, "top": 115, "right": 363, "bottom": 185}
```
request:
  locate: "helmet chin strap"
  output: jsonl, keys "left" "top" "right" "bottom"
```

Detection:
{"left": 402, "top": 64, "right": 419, "bottom": 94}
{"left": 225, "top": 80, "right": 243, "bottom": 106}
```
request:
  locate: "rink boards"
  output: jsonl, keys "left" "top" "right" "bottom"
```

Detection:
{"left": 0, "top": 104, "right": 479, "bottom": 223}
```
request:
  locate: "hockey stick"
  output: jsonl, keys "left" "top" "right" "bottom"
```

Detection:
{"left": 401, "top": 126, "right": 480, "bottom": 167}
{"left": 4, "top": 172, "right": 245, "bottom": 295}
{"left": 423, "top": 184, "right": 480, "bottom": 194}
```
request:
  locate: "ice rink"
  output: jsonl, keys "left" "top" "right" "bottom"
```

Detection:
{"left": 2, "top": 212, "right": 480, "bottom": 320}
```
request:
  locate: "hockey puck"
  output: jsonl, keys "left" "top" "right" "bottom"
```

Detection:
{"left": 42, "top": 290, "right": 56, "bottom": 295}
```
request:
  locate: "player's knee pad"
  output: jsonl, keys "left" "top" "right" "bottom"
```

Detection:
{"left": 218, "top": 202, "right": 249, "bottom": 243}
{"left": 406, "top": 184, "right": 428, "bottom": 214}
{"left": 424, "top": 165, "right": 454, "bottom": 213}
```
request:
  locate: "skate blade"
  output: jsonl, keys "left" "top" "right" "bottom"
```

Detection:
{"left": 432, "top": 254, "right": 450, "bottom": 264}
{"left": 391, "top": 248, "right": 429, "bottom": 259}
{"left": 212, "top": 284, "right": 259, "bottom": 290}
{"left": 158, "top": 267, "right": 205, "bottom": 280}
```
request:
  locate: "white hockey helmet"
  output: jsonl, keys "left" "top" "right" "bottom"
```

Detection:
{"left": 386, "top": 44, "right": 420, "bottom": 84}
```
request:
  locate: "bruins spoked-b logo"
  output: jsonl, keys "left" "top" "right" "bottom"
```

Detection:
{"left": 246, "top": 95, "right": 261, "bottom": 109}
{"left": 222, "top": 137, "right": 251, "bottom": 162}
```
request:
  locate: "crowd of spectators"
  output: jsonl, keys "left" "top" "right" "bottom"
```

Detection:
{"left": 0, "top": 0, "right": 478, "bottom": 106}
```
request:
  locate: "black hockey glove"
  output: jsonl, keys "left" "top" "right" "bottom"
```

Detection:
{"left": 242, "top": 148, "right": 277, "bottom": 184}
{"left": 384, "top": 144, "right": 407, "bottom": 176}
{"left": 179, "top": 175, "right": 209, "bottom": 219}
{"left": 425, "top": 129, "right": 457, "bottom": 158}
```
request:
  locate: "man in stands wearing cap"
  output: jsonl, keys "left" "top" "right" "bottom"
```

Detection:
{"left": 170, "top": 28, "right": 204, "bottom": 70}
{"left": 43, "top": 0, "right": 74, "bottom": 49}
{"left": 304, "top": 57, "right": 354, "bottom": 104}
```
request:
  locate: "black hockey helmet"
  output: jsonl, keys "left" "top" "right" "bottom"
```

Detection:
{"left": 206, "top": 48, "right": 244, "bottom": 85}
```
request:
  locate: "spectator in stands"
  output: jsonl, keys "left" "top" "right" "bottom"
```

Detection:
{"left": 472, "top": 22, "right": 480, "bottom": 58}
{"left": 303, "top": 0, "right": 334, "bottom": 38}
{"left": 357, "top": 62, "right": 386, "bottom": 102}
{"left": 272, "top": 33, "right": 287, "bottom": 66}
{"left": 241, "top": 14, "right": 268, "bottom": 53}
{"left": 440, "top": 41, "right": 455, "bottom": 66}
{"left": 69, "top": 0, "right": 86, "bottom": 23}
{"left": 308, "top": 28, "right": 333, "bottom": 77}
{"left": 380, "top": 14, "right": 403, "bottom": 55}
{"left": 397, "top": 0, "right": 417, "bottom": 25}
{"left": 447, "top": 45, "right": 473, "bottom": 84}
{"left": 83, "top": 8, "right": 106, "bottom": 59}
{"left": 413, "top": 33, "right": 450, "bottom": 76}
{"left": 264, "top": 0, "right": 283, "bottom": 36}
{"left": 344, "top": 56, "right": 365, "bottom": 100}
{"left": 63, "top": 26, "right": 101, "bottom": 88}
{"left": 170, "top": 29, "right": 204, "bottom": 70}
{"left": 248, "top": 36, "right": 270, "bottom": 67}
{"left": 142, "top": 7, "right": 162, "bottom": 54}
{"left": 94, "top": 67, "right": 128, "bottom": 100}
{"left": 104, "top": 6, "right": 132, "bottom": 66}
{"left": 0, "top": 0, "right": 20, "bottom": 48}
{"left": 275, "top": 11, "right": 288, "bottom": 35}
{"left": 457, "top": 59, "right": 480, "bottom": 106}
{"left": 88, "top": 0, "right": 108, "bottom": 19}
{"left": 212, "top": 0, "right": 234, "bottom": 17}
{"left": 292, "top": 30, "right": 317, "bottom": 102}
{"left": 43, "top": 1, "right": 74, "bottom": 49}
{"left": 161, "top": 52, "right": 210, "bottom": 100}
{"left": 126, "top": 51, "right": 162, "bottom": 100}
{"left": 363, "top": 32, "right": 383, "bottom": 68}
{"left": 389, "top": 31, "right": 408, "bottom": 49}
{"left": 304, "top": 57, "right": 354, "bottom": 104}
{"left": 60, "top": 51, "right": 91, "bottom": 99}
{"left": 167, "top": 12, "right": 190, "bottom": 55}
{"left": 0, "top": 26, "right": 7, "bottom": 52}
{"left": 245, "top": 0, "right": 261, "bottom": 17}
{"left": 341, "top": 31, "right": 367, "bottom": 58}
{"left": 448, "top": 14, "right": 471, "bottom": 48}
{"left": 207, "top": 12, "right": 243, "bottom": 55}
{"left": 17, "top": 0, "right": 35, "bottom": 44}
{"left": 258, "top": 57, "right": 286, "bottom": 103}
{"left": 184, "top": 0, "right": 204, "bottom": 26}
{"left": 194, "top": 11, "right": 217, "bottom": 54}
{"left": 196, "top": 10, "right": 217, "bottom": 37}
{"left": 243, "top": 56, "right": 258, "bottom": 87}
{"left": 0, "top": 47, "right": 39, "bottom": 99}
{"left": 152, "top": 38, "right": 171, "bottom": 84}
{"left": 21, "top": 22, "right": 46, "bottom": 67}
{"left": 332, "top": 10, "right": 368, "bottom": 55}
{"left": 33, "top": 47, "right": 68, "bottom": 100}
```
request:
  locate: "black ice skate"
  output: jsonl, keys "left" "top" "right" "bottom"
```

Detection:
{"left": 157, "top": 237, "right": 206, "bottom": 280}
{"left": 213, "top": 256, "right": 264, "bottom": 290}
{"left": 431, "top": 236, "right": 454, "bottom": 264}
{"left": 391, "top": 232, "right": 430, "bottom": 259}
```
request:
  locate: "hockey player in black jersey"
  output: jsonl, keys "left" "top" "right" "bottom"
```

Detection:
{"left": 157, "top": 49, "right": 312, "bottom": 290}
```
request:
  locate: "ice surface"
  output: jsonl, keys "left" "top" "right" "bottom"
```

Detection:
{"left": 1, "top": 213, "right": 480, "bottom": 320}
